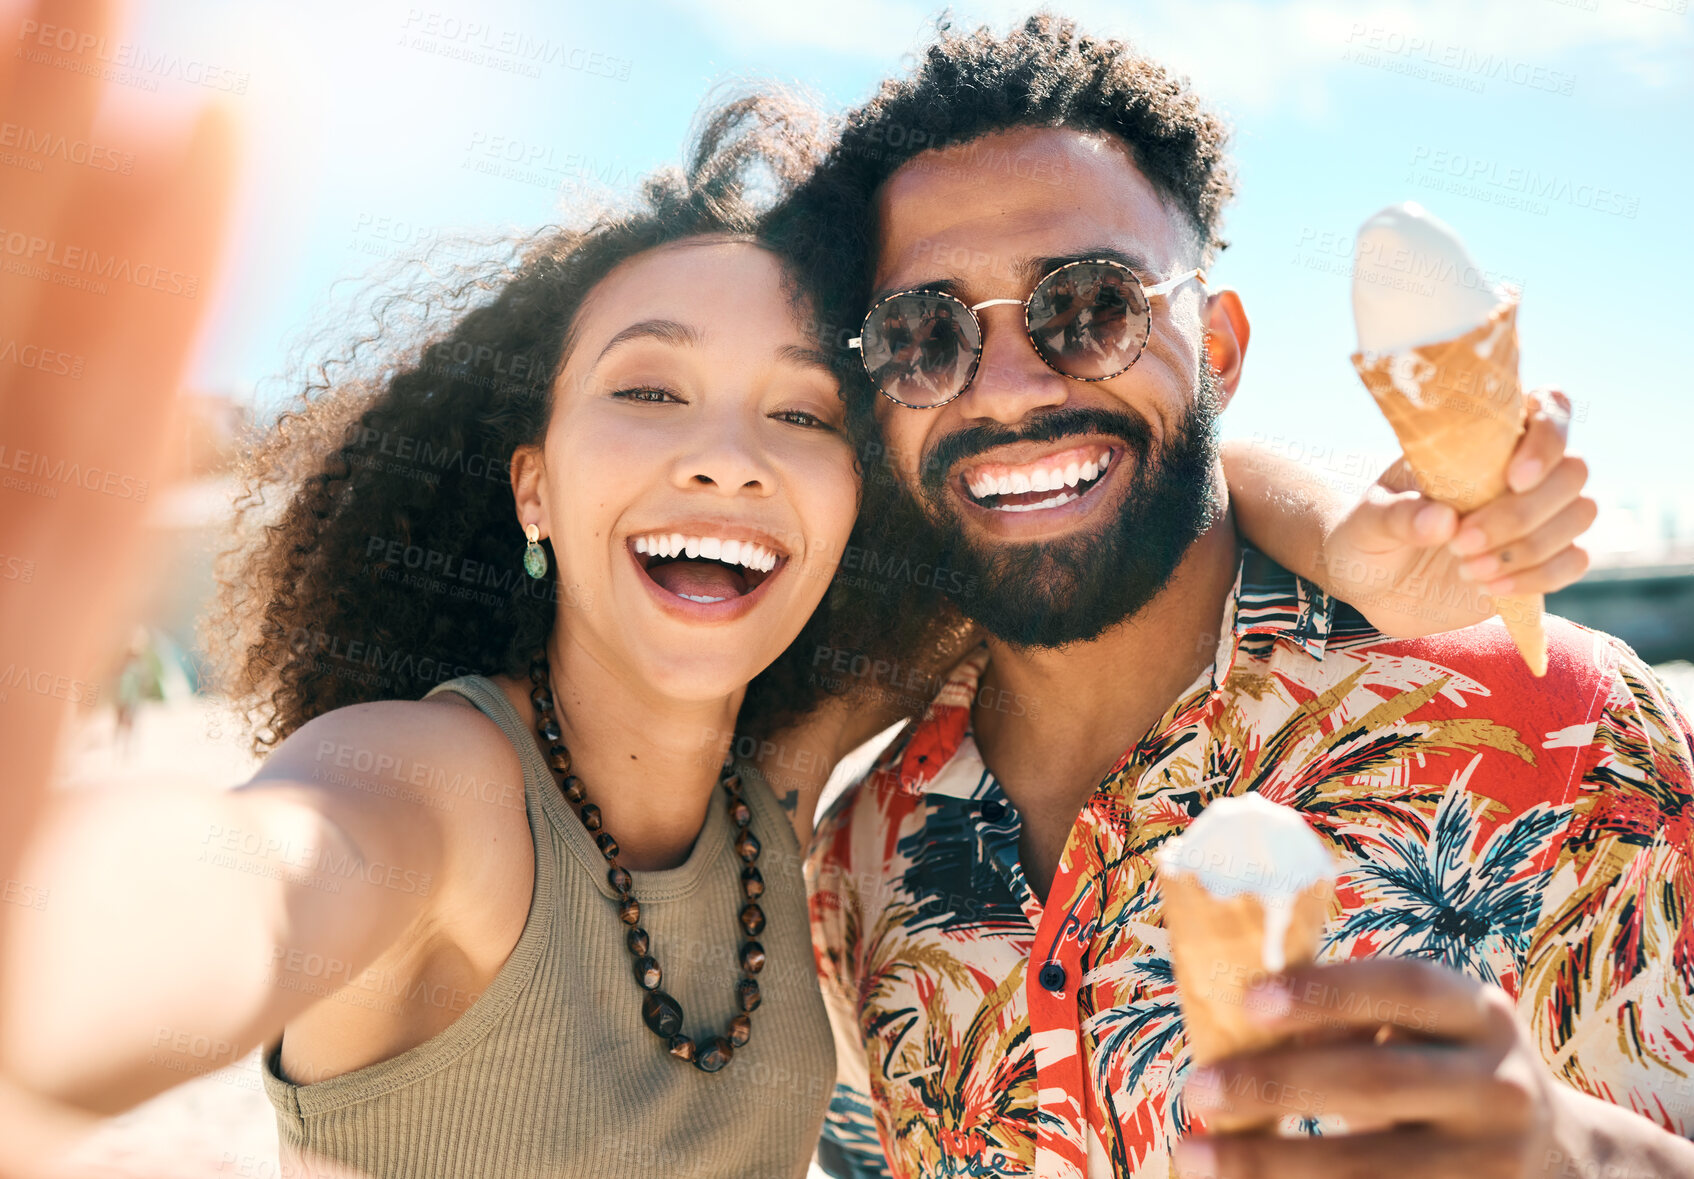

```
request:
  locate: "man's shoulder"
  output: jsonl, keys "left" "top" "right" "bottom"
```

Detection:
{"left": 813, "top": 642, "right": 989, "bottom": 832}
{"left": 1319, "top": 599, "right": 1636, "bottom": 705}
{"left": 1306, "top": 605, "right": 1694, "bottom": 802}
{"left": 814, "top": 725, "right": 917, "bottom": 835}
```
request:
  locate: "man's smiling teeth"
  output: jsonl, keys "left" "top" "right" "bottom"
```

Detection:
{"left": 965, "top": 452, "right": 1110, "bottom": 503}
{"left": 630, "top": 533, "right": 779, "bottom": 572}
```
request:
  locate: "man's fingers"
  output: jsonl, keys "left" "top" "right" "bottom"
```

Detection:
{"left": 1506, "top": 387, "right": 1573, "bottom": 494}
{"left": 1245, "top": 957, "right": 1511, "bottom": 1044}
{"left": 1173, "top": 1128, "right": 1516, "bottom": 1179}
{"left": 1184, "top": 1041, "right": 1507, "bottom": 1133}
{"left": 1458, "top": 496, "right": 1598, "bottom": 587}
{"left": 1449, "top": 454, "right": 1590, "bottom": 560}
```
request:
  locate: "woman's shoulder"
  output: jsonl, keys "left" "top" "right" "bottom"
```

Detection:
{"left": 247, "top": 679, "right": 531, "bottom": 837}
{"left": 246, "top": 681, "right": 538, "bottom": 948}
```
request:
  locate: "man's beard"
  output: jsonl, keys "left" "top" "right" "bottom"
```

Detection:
{"left": 883, "top": 362, "right": 1225, "bottom": 649}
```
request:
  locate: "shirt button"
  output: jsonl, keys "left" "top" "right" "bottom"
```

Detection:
{"left": 980, "top": 799, "right": 1006, "bottom": 822}
{"left": 1038, "top": 962, "right": 1066, "bottom": 992}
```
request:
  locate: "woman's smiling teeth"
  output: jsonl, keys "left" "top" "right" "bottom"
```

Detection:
{"left": 963, "top": 447, "right": 1112, "bottom": 512}
{"left": 632, "top": 533, "right": 779, "bottom": 572}
{"left": 631, "top": 532, "right": 783, "bottom": 605}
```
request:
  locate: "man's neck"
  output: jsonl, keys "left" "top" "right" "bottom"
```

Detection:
{"left": 972, "top": 510, "right": 1242, "bottom": 900}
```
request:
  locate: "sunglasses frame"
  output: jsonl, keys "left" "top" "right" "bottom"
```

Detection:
{"left": 849, "top": 258, "right": 1207, "bottom": 410}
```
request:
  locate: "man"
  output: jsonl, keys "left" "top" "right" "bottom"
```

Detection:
{"left": 775, "top": 15, "right": 1694, "bottom": 1179}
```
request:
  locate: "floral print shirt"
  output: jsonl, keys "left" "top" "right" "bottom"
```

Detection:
{"left": 806, "top": 547, "right": 1694, "bottom": 1179}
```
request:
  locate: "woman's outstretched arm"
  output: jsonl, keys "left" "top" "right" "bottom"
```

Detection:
{"left": 1223, "top": 388, "right": 1595, "bottom": 637}
{"left": 0, "top": 700, "right": 500, "bottom": 1114}
{"left": 0, "top": 0, "right": 244, "bottom": 1151}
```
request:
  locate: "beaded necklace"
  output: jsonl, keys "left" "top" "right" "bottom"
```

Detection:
{"left": 526, "top": 648, "right": 765, "bottom": 1073}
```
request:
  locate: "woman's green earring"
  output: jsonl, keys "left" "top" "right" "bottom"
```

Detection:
{"left": 523, "top": 523, "right": 548, "bottom": 579}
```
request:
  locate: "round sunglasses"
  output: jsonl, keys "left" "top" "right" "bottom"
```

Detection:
{"left": 848, "top": 258, "right": 1206, "bottom": 409}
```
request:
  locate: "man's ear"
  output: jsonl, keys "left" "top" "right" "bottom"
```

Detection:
{"left": 1202, "top": 289, "right": 1250, "bottom": 409}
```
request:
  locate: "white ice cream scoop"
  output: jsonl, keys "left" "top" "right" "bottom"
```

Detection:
{"left": 1157, "top": 793, "right": 1336, "bottom": 971}
{"left": 1352, "top": 201, "right": 1505, "bottom": 354}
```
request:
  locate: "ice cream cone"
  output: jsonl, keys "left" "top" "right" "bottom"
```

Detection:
{"left": 1351, "top": 296, "right": 1549, "bottom": 676}
{"left": 1159, "top": 867, "right": 1334, "bottom": 1067}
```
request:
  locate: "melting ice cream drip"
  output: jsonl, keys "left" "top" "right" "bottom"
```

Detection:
{"left": 1157, "top": 793, "right": 1335, "bottom": 971}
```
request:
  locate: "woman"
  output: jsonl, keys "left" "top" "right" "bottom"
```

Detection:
{"left": 0, "top": 93, "right": 1593, "bottom": 1179}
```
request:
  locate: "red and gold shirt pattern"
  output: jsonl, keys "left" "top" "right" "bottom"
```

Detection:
{"left": 807, "top": 549, "right": 1694, "bottom": 1178}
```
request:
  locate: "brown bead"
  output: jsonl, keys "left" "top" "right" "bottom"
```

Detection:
{"left": 739, "top": 903, "right": 766, "bottom": 938}
{"left": 528, "top": 658, "right": 547, "bottom": 684}
{"left": 562, "top": 776, "right": 587, "bottom": 804}
{"left": 626, "top": 926, "right": 649, "bottom": 956}
{"left": 579, "top": 803, "right": 602, "bottom": 832}
{"left": 538, "top": 716, "right": 561, "bottom": 743}
{"left": 595, "top": 832, "right": 619, "bottom": 859}
{"left": 729, "top": 799, "right": 752, "bottom": 828}
{"left": 607, "top": 865, "right": 632, "bottom": 894}
{"left": 547, "top": 744, "right": 571, "bottom": 774}
{"left": 642, "top": 989, "right": 683, "bottom": 1038}
{"left": 618, "top": 896, "right": 641, "bottom": 925}
{"left": 668, "top": 1034, "right": 696, "bottom": 1062}
{"left": 633, "top": 956, "right": 661, "bottom": 990}
{"left": 728, "top": 1013, "right": 751, "bottom": 1047}
{"left": 736, "top": 977, "right": 761, "bottom": 1013}
{"left": 694, "top": 1036, "right": 733, "bottom": 1073}
{"left": 721, "top": 774, "right": 741, "bottom": 795}
{"left": 529, "top": 686, "right": 554, "bottom": 712}
{"left": 740, "top": 941, "right": 766, "bottom": 974}
{"left": 735, "top": 829, "right": 760, "bottom": 862}
{"left": 740, "top": 865, "right": 764, "bottom": 900}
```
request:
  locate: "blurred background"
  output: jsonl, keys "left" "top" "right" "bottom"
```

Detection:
{"left": 26, "top": 0, "right": 1692, "bottom": 1173}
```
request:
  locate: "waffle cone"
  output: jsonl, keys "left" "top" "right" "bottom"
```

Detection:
{"left": 1351, "top": 297, "right": 1547, "bottom": 676}
{"left": 1158, "top": 866, "right": 1334, "bottom": 1067}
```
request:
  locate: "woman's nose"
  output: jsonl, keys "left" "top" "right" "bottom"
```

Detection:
{"left": 672, "top": 421, "right": 777, "bottom": 496}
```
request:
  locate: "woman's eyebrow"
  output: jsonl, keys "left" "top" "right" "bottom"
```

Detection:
{"left": 595, "top": 318, "right": 700, "bottom": 365}
{"left": 776, "top": 342, "right": 836, "bottom": 373}
{"left": 590, "top": 321, "right": 832, "bottom": 376}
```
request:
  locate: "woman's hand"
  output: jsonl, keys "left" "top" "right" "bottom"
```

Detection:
{"left": 1313, "top": 389, "right": 1595, "bottom": 638}
{"left": 0, "top": 0, "right": 237, "bottom": 1163}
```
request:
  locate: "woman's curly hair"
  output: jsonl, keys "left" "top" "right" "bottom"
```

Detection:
{"left": 200, "top": 91, "right": 884, "bottom": 757}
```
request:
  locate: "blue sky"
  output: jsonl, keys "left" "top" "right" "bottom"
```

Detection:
{"left": 130, "top": 0, "right": 1694, "bottom": 552}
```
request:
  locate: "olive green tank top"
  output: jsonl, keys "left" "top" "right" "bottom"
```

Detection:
{"left": 261, "top": 674, "right": 835, "bottom": 1178}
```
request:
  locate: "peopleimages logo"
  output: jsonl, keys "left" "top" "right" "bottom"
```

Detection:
{"left": 1341, "top": 25, "right": 1577, "bottom": 97}
{"left": 15, "top": 18, "right": 251, "bottom": 93}
{"left": 0, "top": 337, "right": 83, "bottom": 378}
{"left": 0, "top": 229, "right": 199, "bottom": 297}
{"left": 0, "top": 444, "right": 148, "bottom": 500}
{"left": 0, "top": 121, "right": 135, "bottom": 173}
{"left": 1407, "top": 147, "right": 1640, "bottom": 220}
{"left": 398, "top": 9, "right": 632, "bottom": 81}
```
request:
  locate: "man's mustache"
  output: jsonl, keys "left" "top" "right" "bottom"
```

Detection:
{"left": 917, "top": 407, "right": 1154, "bottom": 497}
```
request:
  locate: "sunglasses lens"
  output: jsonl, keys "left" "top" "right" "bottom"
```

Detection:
{"left": 861, "top": 293, "right": 980, "bottom": 406}
{"left": 1027, "top": 262, "right": 1150, "bottom": 380}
